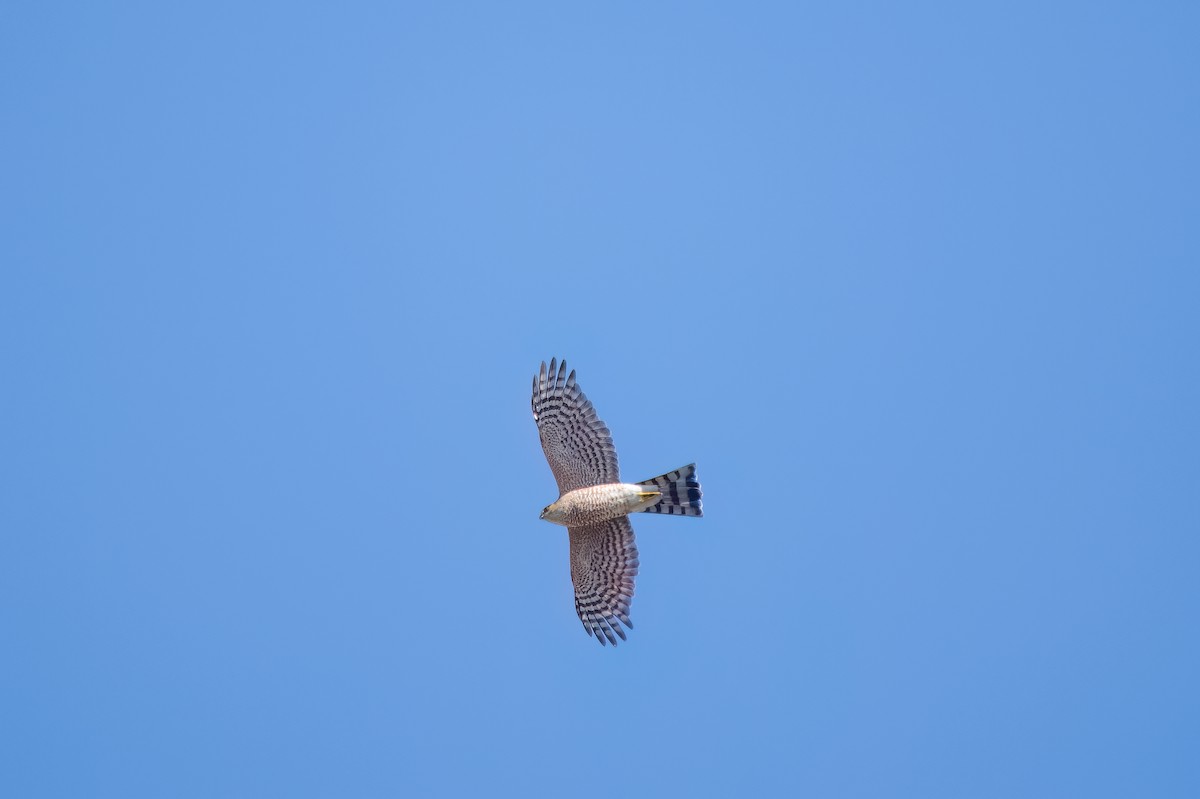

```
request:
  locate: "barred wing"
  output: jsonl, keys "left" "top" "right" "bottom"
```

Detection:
{"left": 532, "top": 358, "right": 620, "bottom": 493}
{"left": 568, "top": 517, "right": 639, "bottom": 646}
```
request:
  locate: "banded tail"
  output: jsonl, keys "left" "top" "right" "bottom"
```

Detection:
{"left": 638, "top": 463, "right": 703, "bottom": 517}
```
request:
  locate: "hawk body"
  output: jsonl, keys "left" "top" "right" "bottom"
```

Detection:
{"left": 532, "top": 358, "right": 703, "bottom": 646}
{"left": 541, "top": 483, "right": 663, "bottom": 527}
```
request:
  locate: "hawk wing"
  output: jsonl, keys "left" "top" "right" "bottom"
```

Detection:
{"left": 569, "top": 517, "right": 639, "bottom": 646}
{"left": 532, "top": 358, "right": 620, "bottom": 493}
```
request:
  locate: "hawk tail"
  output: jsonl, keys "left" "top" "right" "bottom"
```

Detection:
{"left": 638, "top": 464, "right": 703, "bottom": 517}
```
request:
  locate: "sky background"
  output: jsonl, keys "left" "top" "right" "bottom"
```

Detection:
{"left": 3, "top": 2, "right": 1198, "bottom": 797}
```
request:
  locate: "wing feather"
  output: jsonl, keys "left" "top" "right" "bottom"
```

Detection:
{"left": 531, "top": 358, "right": 620, "bottom": 492}
{"left": 568, "top": 517, "right": 639, "bottom": 646}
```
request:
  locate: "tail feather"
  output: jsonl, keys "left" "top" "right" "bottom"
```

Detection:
{"left": 638, "top": 464, "right": 703, "bottom": 517}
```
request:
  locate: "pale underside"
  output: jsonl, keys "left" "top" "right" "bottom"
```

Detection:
{"left": 545, "top": 483, "right": 661, "bottom": 527}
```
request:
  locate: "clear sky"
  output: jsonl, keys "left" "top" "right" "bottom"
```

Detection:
{"left": 3, "top": 3, "right": 1198, "bottom": 797}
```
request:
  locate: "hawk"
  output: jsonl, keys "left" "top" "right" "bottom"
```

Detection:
{"left": 532, "top": 358, "right": 703, "bottom": 646}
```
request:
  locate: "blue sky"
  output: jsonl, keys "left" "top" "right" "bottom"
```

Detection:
{"left": 3, "top": 2, "right": 1198, "bottom": 797}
